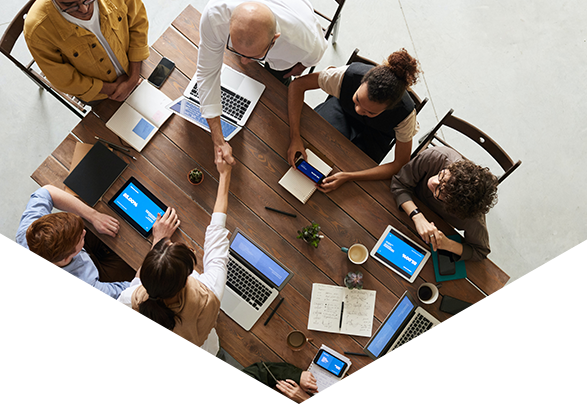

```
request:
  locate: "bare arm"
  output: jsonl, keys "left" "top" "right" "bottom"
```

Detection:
{"left": 287, "top": 73, "right": 321, "bottom": 166}
{"left": 206, "top": 116, "right": 235, "bottom": 166}
{"left": 43, "top": 185, "right": 119, "bottom": 237}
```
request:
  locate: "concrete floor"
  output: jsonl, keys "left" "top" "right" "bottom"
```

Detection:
{"left": 2, "top": 0, "right": 586, "bottom": 286}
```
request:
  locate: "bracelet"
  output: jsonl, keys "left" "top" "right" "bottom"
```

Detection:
{"left": 409, "top": 208, "right": 421, "bottom": 219}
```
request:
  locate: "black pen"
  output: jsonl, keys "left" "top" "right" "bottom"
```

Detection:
{"left": 95, "top": 136, "right": 132, "bottom": 153}
{"left": 265, "top": 206, "right": 297, "bottom": 218}
{"left": 263, "top": 297, "right": 284, "bottom": 326}
{"left": 344, "top": 351, "right": 370, "bottom": 357}
{"left": 339, "top": 301, "right": 344, "bottom": 330}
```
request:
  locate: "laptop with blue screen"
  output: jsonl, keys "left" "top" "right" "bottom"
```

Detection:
{"left": 363, "top": 291, "right": 457, "bottom": 392}
{"left": 221, "top": 229, "right": 294, "bottom": 331}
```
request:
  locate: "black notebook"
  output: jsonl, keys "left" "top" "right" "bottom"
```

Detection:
{"left": 63, "top": 142, "right": 128, "bottom": 206}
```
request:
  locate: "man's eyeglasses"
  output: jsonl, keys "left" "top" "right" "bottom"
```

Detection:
{"left": 477, "top": 373, "right": 513, "bottom": 403}
{"left": 225, "top": 34, "right": 275, "bottom": 62}
{"left": 57, "top": 0, "right": 95, "bottom": 14}
{"left": 434, "top": 169, "right": 447, "bottom": 201}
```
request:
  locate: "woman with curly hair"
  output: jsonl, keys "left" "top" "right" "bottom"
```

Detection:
{"left": 287, "top": 48, "right": 422, "bottom": 192}
{"left": 390, "top": 146, "right": 499, "bottom": 261}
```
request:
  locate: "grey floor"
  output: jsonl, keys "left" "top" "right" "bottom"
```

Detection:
{"left": 2, "top": 0, "right": 586, "bottom": 286}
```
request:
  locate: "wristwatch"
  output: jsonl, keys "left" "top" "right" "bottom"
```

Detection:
{"left": 409, "top": 208, "right": 421, "bottom": 219}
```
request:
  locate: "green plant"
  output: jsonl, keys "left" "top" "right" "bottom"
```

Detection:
{"left": 297, "top": 221, "right": 322, "bottom": 248}
{"left": 188, "top": 168, "right": 203, "bottom": 184}
{"left": 344, "top": 271, "right": 364, "bottom": 289}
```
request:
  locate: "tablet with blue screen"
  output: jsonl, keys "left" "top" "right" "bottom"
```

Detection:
{"left": 107, "top": 177, "right": 167, "bottom": 238}
{"left": 370, "top": 225, "right": 431, "bottom": 283}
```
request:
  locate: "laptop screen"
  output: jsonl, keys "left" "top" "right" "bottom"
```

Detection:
{"left": 374, "top": 228, "right": 427, "bottom": 278}
{"left": 364, "top": 293, "right": 414, "bottom": 358}
{"left": 231, "top": 232, "right": 290, "bottom": 288}
{"left": 168, "top": 99, "right": 238, "bottom": 139}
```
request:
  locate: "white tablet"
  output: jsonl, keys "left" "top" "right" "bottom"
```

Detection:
{"left": 370, "top": 225, "right": 431, "bottom": 283}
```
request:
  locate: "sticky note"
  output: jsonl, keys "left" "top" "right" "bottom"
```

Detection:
{"left": 132, "top": 118, "right": 155, "bottom": 140}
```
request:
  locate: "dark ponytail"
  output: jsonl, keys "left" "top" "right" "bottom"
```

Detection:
{"left": 361, "top": 48, "right": 422, "bottom": 108}
{"left": 137, "top": 238, "right": 197, "bottom": 330}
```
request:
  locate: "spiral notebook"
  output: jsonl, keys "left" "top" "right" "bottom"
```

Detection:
{"left": 278, "top": 149, "right": 332, "bottom": 204}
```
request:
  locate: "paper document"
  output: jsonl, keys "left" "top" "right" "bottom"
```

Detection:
{"left": 308, "top": 283, "right": 376, "bottom": 337}
{"left": 307, "top": 345, "right": 351, "bottom": 392}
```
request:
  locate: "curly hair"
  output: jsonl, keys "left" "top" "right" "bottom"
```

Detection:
{"left": 441, "top": 160, "right": 499, "bottom": 219}
{"left": 361, "top": 48, "right": 422, "bottom": 108}
{"left": 491, "top": 383, "right": 544, "bottom": 404}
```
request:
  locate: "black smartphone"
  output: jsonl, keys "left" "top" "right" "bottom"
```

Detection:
{"left": 295, "top": 156, "right": 325, "bottom": 184}
{"left": 439, "top": 295, "right": 472, "bottom": 315}
{"left": 313, "top": 349, "right": 348, "bottom": 378}
{"left": 438, "top": 249, "right": 456, "bottom": 276}
{"left": 147, "top": 57, "right": 175, "bottom": 88}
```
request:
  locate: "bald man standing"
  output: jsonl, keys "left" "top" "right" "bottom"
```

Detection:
{"left": 196, "top": 0, "right": 327, "bottom": 165}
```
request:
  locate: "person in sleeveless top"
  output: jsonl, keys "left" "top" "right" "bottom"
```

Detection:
{"left": 287, "top": 49, "right": 422, "bottom": 193}
{"left": 118, "top": 149, "right": 232, "bottom": 355}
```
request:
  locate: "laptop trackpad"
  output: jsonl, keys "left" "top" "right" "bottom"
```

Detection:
{"left": 221, "top": 290, "right": 241, "bottom": 313}
{"left": 223, "top": 69, "right": 244, "bottom": 91}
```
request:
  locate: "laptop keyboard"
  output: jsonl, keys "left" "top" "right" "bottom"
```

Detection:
{"left": 385, "top": 313, "right": 436, "bottom": 375}
{"left": 189, "top": 84, "right": 251, "bottom": 121}
{"left": 226, "top": 257, "right": 272, "bottom": 310}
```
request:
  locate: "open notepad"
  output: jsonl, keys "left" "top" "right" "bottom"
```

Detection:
{"left": 308, "top": 283, "right": 376, "bottom": 337}
{"left": 278, "top": 149, "right": 332, "bottom": 204}
{"left": 106, "top": 81, "right": 173, "bottom": 152}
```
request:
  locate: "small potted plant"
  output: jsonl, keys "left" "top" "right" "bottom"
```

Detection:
{"left": 187, "top": 168, "right": 204, "bottom": 185}
{"left": 344, "top": 271, "right": 364, "bottom": 290}
{"left": 297, "top": 221, "right": 323, "bottom": 248}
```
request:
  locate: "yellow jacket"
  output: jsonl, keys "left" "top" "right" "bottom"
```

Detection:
{"left": 24, "top": 0, "right": 149, "bottom": 102}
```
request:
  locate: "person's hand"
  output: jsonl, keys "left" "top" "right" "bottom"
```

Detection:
{"left": 475, "top": 341, "right": 499, "bottom": 375}
{"left": 287, "top": 136, "right": 306, "bottom": 166}
{"left": 110, "top": 75, "right": 141, "bottom": 102}
{"left": 216, "top": 142, "right": 235, "bottom": 166}
{"left": 152, "top": 207, "right": 180, "bottom": 245}
{"left": 317, "top": 172, "right": 349, "bottom": 193}
{"left": 91, "top": 211, "right": 120, "bottom": 237}
{"left": 299, "top": 371, "right": 318, "bottom": 394}
{"left": 412, "top": 214, "right": 441, "bottom": 249}
{"left": 275, "top": 380, "right": 312, "bottom": 403}
{"left": 215, "top": 147, "right": 232, "bottom": 176}
{"left": 283, "top": 63, "right": 307, "bottom": 79}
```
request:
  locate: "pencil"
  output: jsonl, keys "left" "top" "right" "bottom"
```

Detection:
{"left": 263, "top": 297, "right": 284, "bottom": 326}
{"left": 95, "top": 136, "right": 131, "bottom": 152}
{"left": 265, "top": 206, "right": 297, "bottom": 218}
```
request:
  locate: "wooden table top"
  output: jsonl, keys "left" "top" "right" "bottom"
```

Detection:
{"left": 31, "top": 5, "right": 509, "bottom": 375}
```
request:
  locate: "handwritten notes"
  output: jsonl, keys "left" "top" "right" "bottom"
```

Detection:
{"left": 308, "top": 284, "right": 376, "bottom": 337}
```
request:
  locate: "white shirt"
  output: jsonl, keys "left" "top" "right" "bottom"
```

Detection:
{"left": 118, "top": 212, "right": 230, "bottom": 355}
{"left": 196, "top": 0, "right": 328, "bottom": 118}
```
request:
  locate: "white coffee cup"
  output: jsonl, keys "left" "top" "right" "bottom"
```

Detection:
{"left": 417, "top": 283, "right": 439, "bottom": 304}
{"left": 341, "top": 243, "right": 369, "bottom": 265}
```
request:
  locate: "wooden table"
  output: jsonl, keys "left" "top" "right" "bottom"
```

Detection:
{"left": 31, "top": 5, "right": 509, "bottom": 375}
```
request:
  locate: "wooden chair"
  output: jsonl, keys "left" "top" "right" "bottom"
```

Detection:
{"left": 81, "top": 343, "right": 223, "bottom": 404}
{"left": 0, "top": 258, "right": 96, "bottom": 338}
{"left": 345, "top": 48, "right": 428, "bottom": 114}
{"left": 1, "top": 0, "right": 87, "bottom": 119}
{"left": 412, "top": 109, "right": 522, "bottom": 184}
{"left": 308, "top": 0, "right": 346, "bottom": 73}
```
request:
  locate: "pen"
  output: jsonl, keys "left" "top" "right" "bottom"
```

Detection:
{"left": 95, "top": 136, "right": 131, "bottom": 152}
{"left": 344, "top": 351, "right": 370, "bottom": 357}
{"left": 339, "top": 301, "right": 344, "bottom": 330}
{"left": 265, "top": 206, "right": 297, "bottom": 218}
{"left": 263, "top": 296, "right": 284, "bottom": 326}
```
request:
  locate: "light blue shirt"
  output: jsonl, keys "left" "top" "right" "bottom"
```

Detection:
{"left": 16, "top": 188, "right": 130, "bottom": 314}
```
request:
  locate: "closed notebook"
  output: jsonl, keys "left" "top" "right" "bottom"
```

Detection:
{"left": 278, "top": 149, "right": 332, "bottom": 204}
{"left": 63, "top": 142, "right": 128, "bottom": 207}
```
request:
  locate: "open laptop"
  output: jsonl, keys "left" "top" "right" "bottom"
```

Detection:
{"left": 221, "top": 229, "right": 294, "bottom": 331}
{"left": 363, "top": 291, "right": 457, "bottom": 393}
{"left": 167, "top": 64, "right": 265, "bottom": 141}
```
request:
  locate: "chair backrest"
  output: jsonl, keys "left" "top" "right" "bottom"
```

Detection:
{"left": 313, "top": 0, "right": 346, "bottom": 41}
{"left": 0, "top": 0, "right": 36, "bottom": 72}
{"left": 345, "top": 48, "right": 428, "bottom": 114}
{"left": 81, "top": 343, "right": 223, "bottom": 404}
{"left": 412, "top": 109, "right": 522, "bottom": 184}
{"left": 0, "top": 258, "right": 96, "bottom": 338}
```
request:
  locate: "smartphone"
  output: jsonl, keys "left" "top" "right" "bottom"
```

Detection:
{"left": 313, "top": 349, "right": 348, "bottom": 378}
{"left": 147, "top": 57, "right": 175, "bottom": 88}
{"left": 439, "top": 295, "right": 472, "bottom": 315}
{"left": 295, "top": 156, "right": 325, "bottom": 184}
{"left": 438, "top": 249, "right": 456, "bottom": 276}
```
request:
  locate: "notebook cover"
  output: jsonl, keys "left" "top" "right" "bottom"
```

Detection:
{"left": 63, "top": 142, "right": 128, "bottom": 207}
{"left": 432, "top": 234, "right": 467, "bottom": 282}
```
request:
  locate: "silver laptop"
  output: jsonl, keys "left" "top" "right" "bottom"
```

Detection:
{"left": 221, "top": 229, "right": 294, "bottom": 331}
{"left": 167, "top": 65, "right": 265, "bottom": 141}
{"left": 363, "top": 291, "right": 457, "bottom": 393}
